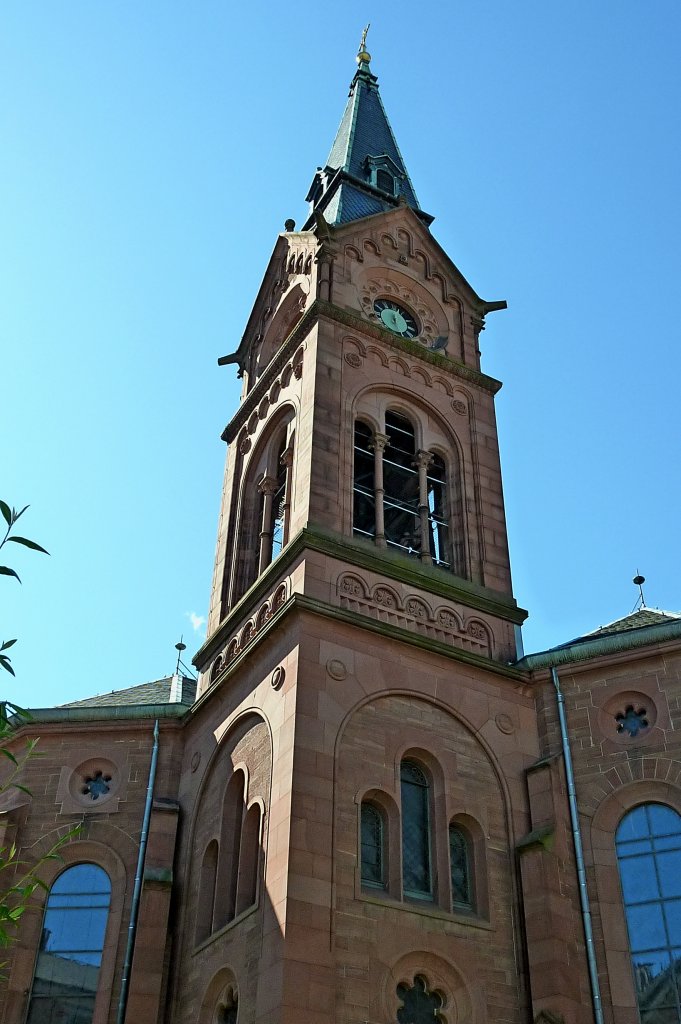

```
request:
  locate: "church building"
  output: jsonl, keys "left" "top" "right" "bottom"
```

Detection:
{"left": 2, "top": 35, "right": 681, "bottom": 1024}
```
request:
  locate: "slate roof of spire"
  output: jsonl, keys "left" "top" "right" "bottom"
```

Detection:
{"left": 303, "top": 46, "right": 432, "bottom": 229}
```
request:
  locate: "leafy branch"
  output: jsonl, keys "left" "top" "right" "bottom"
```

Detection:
{"left": 0, "top": 501, "right": 49, "bottom": 677}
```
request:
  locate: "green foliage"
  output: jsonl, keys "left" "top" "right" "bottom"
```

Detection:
{"left": 0, "top": 503, "right": 78, "bottom": 956}
{"left": 0, "top": 501, "right": 49, "bottom": 677}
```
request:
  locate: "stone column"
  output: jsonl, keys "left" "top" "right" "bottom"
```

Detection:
{"left": 257, "top": 474, "right": 278, "bottom": 573}
{"left": 414, "top": 449, "right": 433, "bottom": 565}
{"left": 369, "top": 432, "right": 389, "bottom": 548}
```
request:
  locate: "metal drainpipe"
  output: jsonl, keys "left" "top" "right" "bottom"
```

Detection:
{"left": 550, "top": 666, "right": 605, "bottom": 1024}
{"left": 116, "top": 719, "right": 160, "bottom": 1024}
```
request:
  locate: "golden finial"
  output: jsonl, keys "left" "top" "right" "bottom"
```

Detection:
{"left": 356, "top": 23, "right": 371, "bottom": 65}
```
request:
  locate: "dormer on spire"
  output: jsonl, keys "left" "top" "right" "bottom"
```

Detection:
{"left": 303, "top": 30, "right": 433, "bottom": 230}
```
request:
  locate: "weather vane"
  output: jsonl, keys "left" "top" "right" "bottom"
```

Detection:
{"left": 357, "top": 24, "right": 371, "bottom": 64}
{"left": 632, "top": 570, "right": 647, "bottom": 611}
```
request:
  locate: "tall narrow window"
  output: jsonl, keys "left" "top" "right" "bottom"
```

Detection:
{"left": 196, "top": 840, "right": 219, "bottom": 944}
{"left": 616, "top": 803, "right": 681, "bottom": 1024}
{"left": 26, "top": 863, "right": 111, "bottom": 1024}
{"left": 400, "top": 760, "right": 432, "bottom": 899}
{"left": 269, "top": 437, "right": 287, "bottom": 561}
{"left": 215, "top": 771, "right": 246, "bottom": 930}
{"left": 427, "top": 455, "right": 450, "bottom": 567}
{"left": 384, "top": 413, "right": 420, "bottom": 558}
{"left": 353, "top": 421, "right": 375, "bottom": 540}
{"left": 361, "top": 802, "right": 386, "bottom": 888}
{"left": 449, "top": 824, "right": 473, "bottom": 911}
{"left": 235, "top": 803, "right": 262, "bottom": 916}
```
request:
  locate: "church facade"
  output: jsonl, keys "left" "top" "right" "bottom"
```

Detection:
{"left": 2, "top": 39, "right": 681, "bottom": 1024}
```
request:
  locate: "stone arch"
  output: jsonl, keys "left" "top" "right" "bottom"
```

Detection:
{"left": 383, "top": 949, "right": 477, "bottom": 1024}
{"left": 198, "top": 965, "right": 239, "bottom": 1024}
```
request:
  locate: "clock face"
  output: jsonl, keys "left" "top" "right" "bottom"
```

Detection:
{"left": 373, "top": 298, "right": 419, "bottom": 339}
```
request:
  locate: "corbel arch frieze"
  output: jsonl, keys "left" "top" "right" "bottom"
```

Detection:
{"left": 335, "top": 572, "right": 494, "bottom": 657}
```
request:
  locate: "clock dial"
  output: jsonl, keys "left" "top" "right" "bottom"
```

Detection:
{"left": 373, "top": 298, "right": 419, "bottom": 339}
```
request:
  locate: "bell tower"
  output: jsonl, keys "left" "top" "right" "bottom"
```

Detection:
{"left": 185, "top": 33, "right": 532, "bottom": 1024}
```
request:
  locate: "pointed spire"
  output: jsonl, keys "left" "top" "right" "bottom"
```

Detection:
{"left": 303, "top": 33, "right": 433, "bottom": 229}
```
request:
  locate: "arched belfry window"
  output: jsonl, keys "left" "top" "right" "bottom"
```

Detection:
{"left": 400, "top": 760, "right": 432, "bottom": 900}
{"left": 352, "top": 412, "right": 453, "bottom": 571}
{"left": 233, "top": 416, "right": 294, "bottom": 603}
{"left": 616, "top": 803, "right": 681, "bottom": 1024}
{"left": 26, "top": 863, "right": 111, "bottom": 1024}
{"left": 384, "top": 412, "right": 420, "bottom": 557}
{"left": 361, "top": 802, "right": 386, "bottom": 888}
{"left": 353, "top": 421, "right": 376, "bottom": 541}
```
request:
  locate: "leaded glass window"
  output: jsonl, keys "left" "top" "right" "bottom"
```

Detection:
{"left": 396, "top": 976, "right": 442, "bottom": 1024}
{"left": 449, "top": 824, "right": 473, "bottom": 910}
{"left": 616, "top": 803, "right": 681, "bottom": 1024}
{"left": 384, "top": 413, "right": 420, "bottom": 558}
{"left": 26, "top": 863, "right": 111, "bottom": 1024}
{"left": 401, "top": 760, "right": 432, "bottom": 899}
{"left": 361, "top": 803, "right": 385, "bottom": 888}
{"left": 353, "top": 421, "right": 375, "bottom": 540}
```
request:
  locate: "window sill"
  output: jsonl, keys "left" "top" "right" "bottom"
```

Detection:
{"left": 358, "top": 890, "right": 492, "bottom": 930}
{"left": 192, "top": 901, "right": 259, "bottom": 955}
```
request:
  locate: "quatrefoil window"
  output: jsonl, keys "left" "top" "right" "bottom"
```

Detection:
{"left": 397, "top": 976, "right": 443, "bottom": 1024}
{"left": 81, "top": 770, "right": 112, "bottom": 800}
{"left": 615, "top": 705, "right": 649, "bottom": 737}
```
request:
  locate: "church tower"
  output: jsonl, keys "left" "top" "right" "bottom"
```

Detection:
{"left": 185, "top": 34, "right": 533, "bottom": 1024}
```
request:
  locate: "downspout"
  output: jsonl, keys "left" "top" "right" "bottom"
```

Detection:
{"left": 550, "top": 667, "right": 605, "bottom": 1024}
{"left": 116, "top": 719, "right": 160, "bottom": 1024}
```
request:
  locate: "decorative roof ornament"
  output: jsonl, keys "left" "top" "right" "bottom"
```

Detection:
{"left": 357, "top": 23, "right": 371, "bottom": 66}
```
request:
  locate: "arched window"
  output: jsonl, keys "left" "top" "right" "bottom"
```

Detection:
{"left": 233, "top": 417, "right": 294, "bottom": 604}
{"left": 352, "top": 413, "right": 456, "bottom": 572}
{"left": 400, "top": 760, "right": 432, "bottom": 899}
{"left": 26, "top": 863, "right": 111, "bottom": 1024}
{"left": 215, "top": 770, "right": 246, "bottom": 930}
{"left": 616, "top": 803, "right": 681, "bottom": 1024}
{"left": 383, "top": 412, "right": 420, "bottom": 558}
{"left": 196, "top": 840, "right": 219, "bottom": 944}
{"left": 427, "top": 454, "right": 450, "bottom": 568}
{"left": 449, "top": 823, "right": 473, "bottom": 911}
{"left": 353, "top": 421, "right": 376, "bottom": 541}
{"left": 235, "top": 803, "right": 262, "bottom": 916}
{"left": 361, "top": 802, "right": 386, "bottom": 888}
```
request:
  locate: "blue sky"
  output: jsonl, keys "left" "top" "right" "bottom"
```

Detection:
{"left": 2, "top": 2, "right": 680, "bottom": 708}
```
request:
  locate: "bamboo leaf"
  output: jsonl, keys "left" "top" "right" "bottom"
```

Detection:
{"left": 0, "top": 567, "right": 20, "bottom": 583}
{"left": 0, "top": 640, "right": 17, "bottom": 651}
{"left": 0, "top": 502, "right": 11, "bottom": 527}
{"left": 0, "top": 749, "right": 17, "bottom": 766}
{"left": 6, "top": 537, "right": 49, "bottom": 555}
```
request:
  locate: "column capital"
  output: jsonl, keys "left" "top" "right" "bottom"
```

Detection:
{"left": 413, "top": 449, "right": 434, "bottom": 471}
{"left": 369, "top": 432, "right": 390, "bottom": 453}
{"left": 257, "top": 474, "right": 279, "bottom": 496}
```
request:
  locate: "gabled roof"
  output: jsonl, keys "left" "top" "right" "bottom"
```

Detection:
{"left": 303, "top": 43, "right": 432, "bottom": 229}
{"left": 60, "top": 674, "right": 196, "bottom": 709}
{"left": 579, "top": 607, "right": 681, "bottom": 641}
{"left": 543, "top": 607, "right": 681, "bottom": 654}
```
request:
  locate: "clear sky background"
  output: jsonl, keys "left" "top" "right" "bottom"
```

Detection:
{"left": 2, "top": 2, "right": 680, "bottom": 708}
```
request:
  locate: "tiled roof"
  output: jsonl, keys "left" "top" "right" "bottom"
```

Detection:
{"left": 555, "top": 608, "right": 681, "bottom": 649}
{"left": 60, "top": 675, "right": 197, "bottom": 709}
